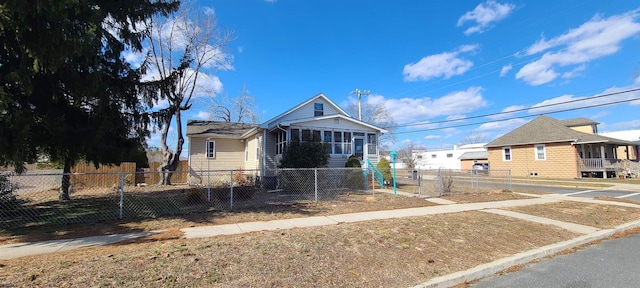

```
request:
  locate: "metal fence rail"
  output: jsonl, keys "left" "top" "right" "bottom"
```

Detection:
{"left": 0, "top": 168, "right": 375, "bottom": 229}
{"left": 394, "top": 168, "right": 512, "bottom": 197}
{"left": 1, "top": 167, "right": 512, "bottom": 229}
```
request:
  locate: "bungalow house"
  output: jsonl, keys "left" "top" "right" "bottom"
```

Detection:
{"left": 186, "top": 93, "right": 387, "bottom": 183}
{"left": 486, "top": 116, "right": 640, "bottom": 179}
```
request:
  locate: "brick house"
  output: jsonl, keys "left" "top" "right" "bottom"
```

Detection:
{"left": 486, "top": 116, "right": 639, "bottom": 179}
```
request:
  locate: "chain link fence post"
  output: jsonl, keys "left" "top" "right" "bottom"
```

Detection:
{"left": 314, "top": 168, "right": 318, "bottom": 202}
{"left": 230, "top": 170, "right": 234, "bottom": 210}
{"left": 118, "top": 172, "right": 124, "bottom": 219}
{"left": 508, "top": 169, "right": 512, "bottom": 192}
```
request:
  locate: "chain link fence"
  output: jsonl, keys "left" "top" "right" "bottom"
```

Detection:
{"left": 393, "top": 168, "right": 512, "bottom": 197}
{"left": 0, "top": 168, "right": 378, "bottom": 229}
{"left": 1, "top": 167, "right": 512, "bottom": 229}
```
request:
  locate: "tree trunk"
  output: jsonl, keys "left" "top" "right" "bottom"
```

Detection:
{"left": 158, "top": 109, "right": 185, "bottom": 185}
{"left": 59, "top": 158, "right": 72, "bottom": 201}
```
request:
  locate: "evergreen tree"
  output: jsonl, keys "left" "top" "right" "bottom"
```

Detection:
{"left": 0, "top": 0, "right": 179, "bottom": 200}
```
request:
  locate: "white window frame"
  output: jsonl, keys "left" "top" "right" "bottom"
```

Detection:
{"left": 535, "top": 144, "right": 546, "bottom": 160}
{"left": 314, "top": 103, "right": 324, "bottom": 117}
{"left": 245, "top": 140, "right": 248, "bottom": 162}
{"left": 255, "top": 136, "right": 260, "bottom": 161}
{"left": 206, "top": 140, "right": 216, "bottom": 159}
{"left": 502, "top": 147, "right": 511, "bottom": 161}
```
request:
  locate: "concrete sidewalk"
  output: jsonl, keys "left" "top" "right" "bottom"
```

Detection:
{"left": 2, "top": 192, "right": 640, "bottom": 287}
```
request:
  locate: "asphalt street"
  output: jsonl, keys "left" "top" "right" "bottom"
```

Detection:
{"left": 472, "top": 231, "right": 640, "bottom": 288}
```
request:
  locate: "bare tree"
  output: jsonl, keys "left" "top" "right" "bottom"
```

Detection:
{"left": 458, "top": 133, "right": 489, "bottom": 145}
{"left": 145, "top": 2, "right": 233, "bottom": 185}
{"left": 204, "top": 84, "right": 259, "bottom": 123}
{"left": 346, "top": 100, "right": 397, "bottom": 150}
{"left": 396, "top": 142, "right": 426, "bottom": 170}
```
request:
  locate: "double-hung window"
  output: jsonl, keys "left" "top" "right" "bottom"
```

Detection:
{"left": 502, "top": 147, "right": 511, "bottom": 161}
{"left": 535, "top": 144, "right": 546, "bottom": 160}
{"left": 314, "top": 103, "right": 324, "bottom": 116}
{"left": 206, "top": 140, "right": 216, "bottom": 159}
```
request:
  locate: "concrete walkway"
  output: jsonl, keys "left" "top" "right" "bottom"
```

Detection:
{"left": 2, "top": 191, "right": 640, "bottom": 287}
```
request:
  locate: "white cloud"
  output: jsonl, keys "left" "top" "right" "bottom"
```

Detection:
{"left": 383, "top": 86, "right": 487, "bottom": 124}
{"left": 195, "top": 111, "right": 211, "bottom": 120}
{"left": 457, "top": 0, "right": 516, "bottom": 35}
{"left": 604, "top": 120, "right": 640, "bottom": 131}
{"left": 591, "top": 110, "right": 609, "bottom": 119}
{"left": 424, "top": 135, "right": 441, "bottom": 140}
{"left": 477, "top": 118, "right": 527, "bottom": 131}
{"left": 516, "top": 10, "right": 640, "bottom": 85}
{"left": 561, "top": 64, "right": 586, "bottom": 79}
{"left": 528, "top": 85, "right": 640, "bottom": 114}
{"left": 403, "top": 45, "right": 479, "bottom": 82}
{"left": 488, "top": 105, "right": 526, "bottom": 120}
{"left": 499, "top": 64, "right": 512, "bottom": 77}
{"left": 203, "top": 7, "right": 215, "bottom": 16}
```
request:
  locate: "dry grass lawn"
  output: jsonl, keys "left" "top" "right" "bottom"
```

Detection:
{"left": 2, "top": 191, "right": 640, "bottom": 287}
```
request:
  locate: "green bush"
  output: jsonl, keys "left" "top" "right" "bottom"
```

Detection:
{"left": 344, "top": 155, "right": 361, "bottom": 167}
{"left": 376, "top": 158, "right": 393, "bottom": 183}
{"left": 279, "top": 141, "right": 329, "bottom": 168}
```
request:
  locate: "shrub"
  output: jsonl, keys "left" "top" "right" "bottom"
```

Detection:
{"left": 376, "top": 158, "right": 393, "bottom": 183}
{"left": 279, "top": 141, "right": 329, "bottom": 168}
{"left": 344, "top": 155, "right": 361, "bottom": 168}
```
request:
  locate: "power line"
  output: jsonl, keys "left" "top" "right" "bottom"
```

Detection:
{"left": 386, "top": 87, "right": 640, "bottom": 129}
{"left": 388, "top": 94, "right": 640, "bottom": 135}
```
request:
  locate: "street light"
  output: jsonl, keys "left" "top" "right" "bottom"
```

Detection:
{"left": 390, "top": 151, "right": 398, "bottom": 196}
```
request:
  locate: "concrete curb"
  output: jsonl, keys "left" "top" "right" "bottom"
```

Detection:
{"left": 413, "top": 219, "right": 640, "bottom": 288}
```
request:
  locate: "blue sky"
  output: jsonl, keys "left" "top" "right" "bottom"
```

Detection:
{"left": 149, "top": 0, "right": 640, "bottom": 152}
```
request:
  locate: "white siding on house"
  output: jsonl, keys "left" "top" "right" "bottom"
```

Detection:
{"left": 291, "top": 117, "right": 372, "bottom": 131}
{"left": 267, "top": 97, "right": 343, "bottom": 128}
{"left": 414, "top": 144, "right": 487, "bottom": 170}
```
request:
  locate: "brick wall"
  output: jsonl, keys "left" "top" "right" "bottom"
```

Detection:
{"left": 488, "top": 142, "right": 579, "bottom": 178}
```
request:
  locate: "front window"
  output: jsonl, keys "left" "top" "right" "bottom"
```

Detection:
{"left": 367, "top": 133, "right": 377, "bottom": 155}
{"left": 535, "top": 144, "right": 546, "bottom": 160}
{"left": 324, "top": 131, "right": 332, "bottom": 154}
{"left": 446, "top": 153, "right": 453, "bottom": 158}
{"left": 206, "top": 140, "right": 216, "bottom": 158}
{"left": 334, "top": 131, "right": 343, "bottom": 154}
{"left": 275, "top": 130, "right": 287, "bottom": 155}
{"left": 314, "top": 103, "right": 324, "bottom": 117}
{"left": 503, "top": 147, "right": 512, "bottom": 161}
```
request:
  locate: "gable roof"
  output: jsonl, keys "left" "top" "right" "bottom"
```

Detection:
{"left": 279, "top": 114, "right": 388, "bottom": 133}
{"left": 186, "top": 120, "right": 260, "bottom": 139}
{"left": 486, "top": 116, "right": 636, "bottom": 148}
{"left": 259, "top": 93, "right": 387, "bottom": 133}
{"left": 260, "top": 93, "right": 350, "bottom": 129}
{"left": 559, "top": 117, "right": 599, "bottom": 127}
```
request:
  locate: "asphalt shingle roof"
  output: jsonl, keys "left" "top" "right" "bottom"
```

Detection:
{"left": 486, "top": 116, "right": 636, "bottom": 148}
{"left": 186, "top": 120, "right": 259, "bottom": 138}
{"left": 559, "top": 117, "right": 599, "bottom": 127}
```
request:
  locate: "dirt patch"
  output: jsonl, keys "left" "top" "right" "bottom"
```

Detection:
{"left": 0, "top": 211, "right": 578, "bottom": 287}
{"left": 0, "top": 192, "right": 435, "bottom": 244}
{"left": 444, "top": 190, "right": 534, "bottom": 203}
{"left": 505, "top": 200, "right": 640, "bottom": 229}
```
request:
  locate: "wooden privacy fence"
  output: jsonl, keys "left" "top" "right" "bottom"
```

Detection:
{"left": 70, "top": 160, "right": 189, "bottom": 187}
{"left": 146, "top": 161, "right": 189, "bottom": 184}
{"left": 70, "top": 162, "right": 137, "bottom": 188}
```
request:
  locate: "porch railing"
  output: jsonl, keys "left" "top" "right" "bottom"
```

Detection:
{"left": 580, "top": 158, "right": 623, "bottom": 170}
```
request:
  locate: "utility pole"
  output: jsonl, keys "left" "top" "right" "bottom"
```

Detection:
{"left": 350, "top": 89, "right": 370, "bottom": 121}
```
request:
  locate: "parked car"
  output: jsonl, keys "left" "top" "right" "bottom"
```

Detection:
{"left": 472, "top": 163, "right": 489, "bottom": 174}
